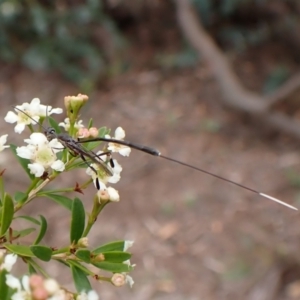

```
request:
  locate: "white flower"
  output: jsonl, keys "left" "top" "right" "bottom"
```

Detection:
{"left": 86, "top": 152, "right": 122, "bottom": 185}
{"left": 59, "top": 118, "right": 84, "bottom": 131}
{"left": 0, "top": 135, "right": 9, "bottom": 152}
{"left": 6, "top": 275, "right": 31, "bottom": 300}
{"left": 5, "top": 98, "right": 62, "bottom": 133}
{"left": 1, "top": 253, "right": 17, "bottom": 271}
{"left": 105, "top": 127, "right": 131, "bottom": 156}
{"left": 77, "top": 290, "right": 99, "bottom": 300}
{"left": 17, "top": 132, "right": 65, "bottom": 177}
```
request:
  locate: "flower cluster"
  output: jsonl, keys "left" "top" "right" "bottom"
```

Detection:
{"left": 4, "top": 98, "right": 131, "bottom": 201}
{"left": 0, "top": 96, "right": 135, "bottom": 297}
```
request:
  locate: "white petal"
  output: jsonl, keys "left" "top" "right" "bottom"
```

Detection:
{"left": 108, "top": 173, "right": 120, "bottom": 184}
{"left": 0, "top": 134, "right": 9, "bottom": 151}
{"left": 119, "top": 147, "right": 131, "bottom": 157}
{"left": 4, "top": 111, "right": 18, "bottom": 123}
{"left": 29, "top": 132, "right": 47, "bottom": 145}
{"left": 115, "top": 127, "right": 125, "bottom": 139}
{"left": 28, "top": 163, "right": 45, "bottom": 177}
{"left": 30, "top": 98, "right": 41, "bottom": 106}
{"left": 123, "top": 240, "right": 134, "bottom": 251}
{"left": 49, "top": 139, "right": 64, "bottom": 152}
{"left": 3, "top": 254, "right": 17, "bottom": 271}
{"left": 0, "top": 134, "right": 8, "bottom": 145}
{"left": 16, "top": 146, "right": 34, "bottom": 159}
{"left": 87, "top": 290, "right": 99, "bottom": 300}
{"left": 14, "top": 123, "right": 26, "bottom": 134}
{"left": 125, "top": 275, "right": 134, "bottom": 288}
{"left": 6, "top": 274, "right": 21, "bottom": 290}
{"left": 51, "top": 160, "right": 65, "bottom": 172}
{"left": 21, "top": 276, "right": 30, "bottom": 292}
{"left": 49, "top": 108, "right": 63, "bottom": 115}
{"left": 107, "top": 187, "right": 119, "bottom": 202}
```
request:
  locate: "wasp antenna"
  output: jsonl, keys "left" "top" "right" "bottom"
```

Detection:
{"left": 13, "top": 106, "right": 48, "bottom": 132}
{"left": 259, "top": 193, "right": 298, "bottom": 210}
{"left": 159, "top": 155, "right": 297, "bottom": 211}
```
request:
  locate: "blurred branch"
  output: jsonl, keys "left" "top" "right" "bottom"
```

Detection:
{"left": 175, "top": 0, "right": 300, "bottom": 139}
{"left": 265, "top": 72, "right": 300, "bottom": 107}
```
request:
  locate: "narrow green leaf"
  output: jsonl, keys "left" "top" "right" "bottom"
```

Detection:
{"left": 9, "top": 144, "right": 34, "bottom": 179}
{"left": 48, "top": 117, "right": 62, "bottom": 134}
{"left": 93, "top": 261, "right": 132, "bottom": 273}
{"left": 0, "top": 173, "right": 5, "bottom": 203}
{"left": 101, "top": 251, "right": 131, "bottom": 263}
{"left": 34, "top": 215, "right": 47, "bottom": 245}
{"left": 93, "top": 241, "right": 125, "bottom": 254}
{"left": 28, "top": 262, "right": 37, "bottom": 274}
{"left": 87, "top": 118, "right": 93, "bottom": 128}
{"left": 43, "top": 193, "right": 72, "bottom": 210}
{"left": 30, "top": 245, "right": 52, "bottom": 262}
{"left": 70, "top": 198, "right": 85, "bottom": 244}
{"left": 14, "top": 192, "right": 28, "bottom": 203}
{"left": 5, "top": 244, "right": 34, "bottom": 257}
{"left": 75, "top": 249, "right": 91, "bottom": 263}
{"left": 71, "top": 264, "right": 92, "bottom": 292}
{"left": 15, "top": 227, "right": 36, "bottom": 238}
{"left": 0, "top": 194, "right": 14, "bottom": 235}
{"left": 15, "top": 215, "right": 40, "bottom": 225}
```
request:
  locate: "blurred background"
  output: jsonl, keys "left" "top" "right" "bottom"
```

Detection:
{"left": 1, "top": 0, "right": 300, "bottom": 299}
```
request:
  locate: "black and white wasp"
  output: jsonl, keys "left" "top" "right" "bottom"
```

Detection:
{"left": 14, "top": 106, "right": 298, "bottom": 211}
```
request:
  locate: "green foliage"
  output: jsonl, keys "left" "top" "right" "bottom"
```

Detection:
{"left": 0, "top": 0, "right": 125, "bottom": 86}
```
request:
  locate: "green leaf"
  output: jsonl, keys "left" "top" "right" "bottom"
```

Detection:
{"left": 93, "top": 241, "right": 125, "bottom": 254}
{"left": 93, "top": 261, "right": 132, "bottom": 273}
{"left": 0, "top": 173, "right": 4, "bottom": 203}
{"left": 87, "top": 118, "right": 93, "bottom": 128}
{"left": 43, "top": 193, "right": 72, "bottom": 210}
{"left": 70, "top": 198, "right": 85, "bottom": 244}
{"left": 101, "top": 251, "right": 131, "bottom": 263}
{"left": 48, "top": 117, "right": 62, "bottom": 134}
{"left": 0, "top": 270, "right": 9, "bottom": 300}
{"left": 30, "top": 245, "right": 52, "bottom": 262}
{"left": 15, "top": 215, "right": 40, "bottom": 225}
{"left": 15, "top": 227, "right": 36, "bottom": 238}
{"left": 5, "top": 244, "right": 34, "bottom": 257}
{"left": 0, "top": 193, "right": 14, "bottom": 235}
{"left": 9, "top": 144, "right": 34, "bottom": 179}
{"left": 70, "top": 264, "right": 92, "bottom": 292}
{"left": 75, "top": 249, "right": 91, "bottom": 263}
{"left": 34, "top": 215, "right": 47, "bottom": 245}
{"left": 28, "top": 261, "right": 37, "bottom": 274}
{"left": 14, "top": 192, "right": 28, "bottom": 203}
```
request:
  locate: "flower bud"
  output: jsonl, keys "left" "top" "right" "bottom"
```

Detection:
{"left": 43, "top": 278, "right": 60, "bottom": 295}
{"left": 77, "top": 128, "right": 90, "bottom": 139}
{"left": 29, "top": 274, "right": 44, "bottom": 290}
{"left": 111, "top": 273, "right": 126, "bottom": 287}
{"left": 97, "top": 189, "right": 110, "bottom": 202}
{"left": 32, "top": 287, "right": 48, "bottom": 300}
{"left": 64, "top": 94, "right": 89, "bottom": 123}
{"left": 78, "top": 237, "right": 89, "bottom": 248}
{"left": 93, "top": 253, "right": 105, "bottom": 262}
{"left": 89, "top": 127, "right": 99, "bottom": 138}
